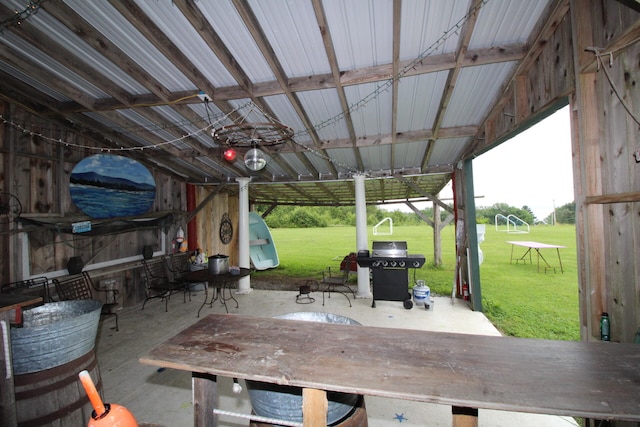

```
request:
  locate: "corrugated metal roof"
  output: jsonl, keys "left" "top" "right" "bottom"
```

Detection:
{"left": 0, "top": 0, "right": 565, "bottom": 206}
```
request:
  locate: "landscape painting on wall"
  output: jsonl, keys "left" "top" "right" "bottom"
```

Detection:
{"left": 70, "top": 154, "right": 156, "bottom": 219}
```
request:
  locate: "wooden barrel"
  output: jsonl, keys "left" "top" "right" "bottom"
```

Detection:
{"left": 250, "top": 396, "right": 368, "bottom": 427}
{"left": 13, "top": 349, "right": 102, "bottom": 427}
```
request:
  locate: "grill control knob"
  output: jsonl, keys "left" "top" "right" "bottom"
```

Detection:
{"left": 412, "top": 261, "right": 420, "bottom": 267}
{"left": 390, "top": 261, "right": 397, "bottom": 267}
{"left": 382, "top": 260, "right": 388, "bottom": 267}
{"left": 372, "top": 261, "right": 380, "bottom": 268}
{"left": 399, "top": 261, "right": 405, "bottom": 267}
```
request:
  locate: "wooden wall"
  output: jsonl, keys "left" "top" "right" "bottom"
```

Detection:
{"left": 192, "top": 187, "right": 239, "bottom": 266}
{"left": 462, "top": 0, "right": 640, "bottom": 347}
{"left": 0, "top": 104, "right": 193, "bottom": 307}
{"left": 571, "top": 0, "right": 640, "bottom": 344}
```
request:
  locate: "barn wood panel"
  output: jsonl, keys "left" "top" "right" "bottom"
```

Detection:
{"left": 479, "top": 9, "right": 575, "bottom": 152}
{"left": 595, "top": 23, "right": 640, "bottom": 342}
{"left": 1, "top": 106, "right": 186, "bottom": 286}
{"left": 525, "top": 12, "right": 574, "bottom": 114}
{"left": 195, "top": 188, "right": 239, "bottom": 266}
{"left": 572, "top": 0, "right": 606, "bottom": 342}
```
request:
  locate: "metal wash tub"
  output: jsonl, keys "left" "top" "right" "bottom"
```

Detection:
{"left": 245, "top": 312, "right": 362, "bottom": 426}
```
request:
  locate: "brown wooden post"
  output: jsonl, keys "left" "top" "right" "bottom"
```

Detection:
{"left": 570, "top": 0, "right": 608, "bottom": 342}
{"left": 452, "top": 406, "right": 478, "bottom": 427}
{"left": 193, "top": 372, "right": 217, "bottom": 427}
{"left": 302, "top": 387, "right": 328, "bottom": 427}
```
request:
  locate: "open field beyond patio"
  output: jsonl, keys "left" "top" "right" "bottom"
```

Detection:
{"left": 252, "top": 223, "right": 580, "bottom": 341}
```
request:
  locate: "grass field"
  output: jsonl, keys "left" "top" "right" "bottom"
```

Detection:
{"left": 252, "top": 223, "right": 580, "bottom": 341}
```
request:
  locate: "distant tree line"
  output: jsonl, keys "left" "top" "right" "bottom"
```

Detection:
{"left": 255, "top": 201, "right": 575, "bottom": 228}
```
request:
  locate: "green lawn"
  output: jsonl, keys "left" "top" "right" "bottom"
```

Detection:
{"left": 253, "top": 224, "right": 580, "bottom": 341}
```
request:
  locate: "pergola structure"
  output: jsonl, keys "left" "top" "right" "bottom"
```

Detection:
{"left": 0, "top": 0, "right": 639, "bottom": 357}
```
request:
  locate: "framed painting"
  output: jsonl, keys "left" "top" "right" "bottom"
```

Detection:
{"left": 70, "top": 154, "right": 156, "bottom": 219}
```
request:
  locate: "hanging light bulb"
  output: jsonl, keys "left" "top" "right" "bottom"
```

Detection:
{"left": 223, "top": 147, "right": 237, "bottom": 162}
{"left": 244, "top": 140, "right": 267, "bottom": 171}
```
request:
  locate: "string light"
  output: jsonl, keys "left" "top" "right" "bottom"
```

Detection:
{"left": 1, "top": 1, "right": 488, "bottom": 179}
{"left": 0, "top": 102, "right": 249, "bottom": 153}
{"left": 0, "top": 0, "right": 47, "bottom": 30}
{"left": 297, "top": 0, "right": 489, "bottom": 136}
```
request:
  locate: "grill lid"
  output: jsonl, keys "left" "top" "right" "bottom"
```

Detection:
{"left": 372, "top": 241, "right": 408, "bottom": 258}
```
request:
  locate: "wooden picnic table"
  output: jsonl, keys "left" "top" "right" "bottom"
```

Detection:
{"left": 508, "top": 241, "right": 567, "bottom": 273}
{"left": 140, "top": 314, "right": 640, "bottom": 427}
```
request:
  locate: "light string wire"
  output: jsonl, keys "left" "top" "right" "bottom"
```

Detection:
{"left": 287, "top": 0, "right": 490, "bottom": 176}
{"left": 0, "top": 0, "right": 47, "bottom": 30}
{"left": 1, "top": 1, "right": 487, "bottom": 173}
{"left": 0, "top": 101, "right": 252, "bottom": 153}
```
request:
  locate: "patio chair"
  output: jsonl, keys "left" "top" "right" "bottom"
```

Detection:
{"left": 1, "top": 276, "right": 53, "bottom": 306}
{"left": 141, "top": 258, "right": 189, "bottom": 312}
{"left": 165, "top": 252, "right": 192, "bottom": 280}
{"left": 53, "top": 272, "right": 119, "bottom": 331}
{"left": 320, "top": 261, "right": 355, "bottom": 307}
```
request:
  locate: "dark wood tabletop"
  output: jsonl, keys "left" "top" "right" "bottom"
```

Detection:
{"left": 182, "top": 268, "right": 251, "bottom": 284}
{"left": 140, "top": 313, "right": 640, "bottom": 422}
{"left": 0, "top": 294, "right": 43, "bottom": 313}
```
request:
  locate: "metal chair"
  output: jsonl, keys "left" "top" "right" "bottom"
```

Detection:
{"left": 53, "top": 272, "right": 119, "bottom": 331}
{"left": 164, "top": 252, "right": 192, "bottom": 280}
{"left": 141, "top": 258, "right": 189, "bottom": 312}
{"left": 320, "top": 262, "right": 355, "bottom": 307}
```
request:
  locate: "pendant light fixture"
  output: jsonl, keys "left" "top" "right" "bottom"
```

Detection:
{"left": 212, "top": 102, "right": 294, "bottom": 173}
{"left": 243, "top": 140, "right": 267, "bottom": 171}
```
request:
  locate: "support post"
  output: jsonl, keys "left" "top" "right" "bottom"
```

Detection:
{"left": 354, "top": 174, "right": 371, "bottom": 298}
{"left": 236, "top": 177, "right": 252, "bottom": 294}
{"left": 193, "top": 372, "right": 217, "bottom": 427}
{"left": 452, "top": 406, "right": 478, "bottom": 427}
{"left": 302, "top": 388, "right": 328, "bottom": 427}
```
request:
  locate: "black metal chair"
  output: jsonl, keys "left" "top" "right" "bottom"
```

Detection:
{"left": 164, "top": 252, "right": 192, "bottom": 280}
{"left": 320, "top": 262, "right": 356, "bottom": 307}
{"left": 53, "top": 272, "right": 119, "bottom": 331}
{"left": 1, "top": 276, "right": 53, "bottom": 305}
{"left": 141, "top": 258, "right": 189, "bottom": 312}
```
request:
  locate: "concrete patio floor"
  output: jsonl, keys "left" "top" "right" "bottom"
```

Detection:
{"left": 95, "top": 284, "right": 579, "bottom": 427}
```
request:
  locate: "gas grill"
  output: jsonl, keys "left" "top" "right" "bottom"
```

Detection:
{"left": 356, "top": 241, "right": 425, "bottom": 308}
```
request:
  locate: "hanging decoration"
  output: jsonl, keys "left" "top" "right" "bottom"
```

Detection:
{"left": 0, "top": 192, "right": 22, "bottom": 224}
{"left": 219, "top": 213, "right": 233, "bottom": 244}
{"left": 212, "top": 102, "right": 293, "bottom": 172}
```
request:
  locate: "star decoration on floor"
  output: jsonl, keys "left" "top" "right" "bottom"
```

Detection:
{"left": 393, "top": 413, "right": 408, "bottom": 423}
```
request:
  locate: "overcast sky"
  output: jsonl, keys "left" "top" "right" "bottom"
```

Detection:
{"left": 383, "top": 105, "right": 574, "bottom": 220}
{"left": 472, "top": 105, "right": 573, "bottom": 220}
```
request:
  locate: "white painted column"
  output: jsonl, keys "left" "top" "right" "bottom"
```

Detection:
{"left": 236, "top": 177, "right": 252, "bottom": 294}
{"left": 354, "top": 174, "right": 371, "bottom": 298}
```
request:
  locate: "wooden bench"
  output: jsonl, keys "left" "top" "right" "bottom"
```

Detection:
{"left": 141, "top": 314, "right": 640, "bottom": 427}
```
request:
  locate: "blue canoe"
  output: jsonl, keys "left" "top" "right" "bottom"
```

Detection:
{"left": 249, "top": 212, "right": 280, "bottom": 270}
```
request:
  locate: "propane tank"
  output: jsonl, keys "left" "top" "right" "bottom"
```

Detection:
{"left": 78, "top": 370, "right": 138, "bottom": 427}
{"left": 412, "top": 280, "right": 430, "bottom": 307}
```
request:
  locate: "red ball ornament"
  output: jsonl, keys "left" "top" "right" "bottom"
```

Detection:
{"left": 223, "top": 148, "right": 237, "bottom": 162}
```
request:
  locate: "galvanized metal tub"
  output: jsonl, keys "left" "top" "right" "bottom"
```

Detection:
{"left": 246, "top": 312, "right": 362, "bottom": 426}
{"left": 11, "top": 300, "right": 103, "bottom": 374}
